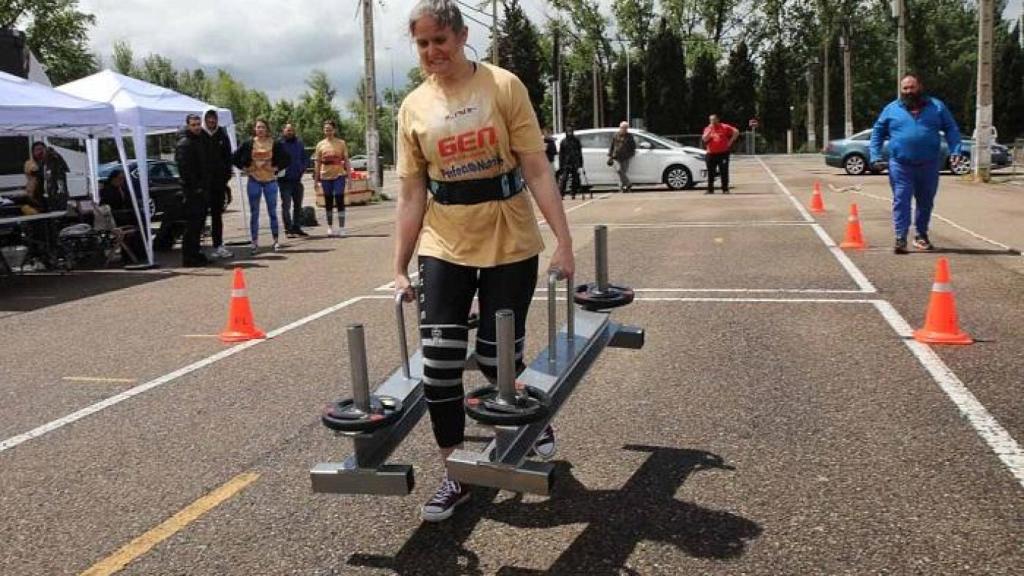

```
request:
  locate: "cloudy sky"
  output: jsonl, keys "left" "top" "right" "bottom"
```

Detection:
{"left": 77, "top": 0, "right": 1024, "bottom": 108}
{"left": 77, "top": 0, "right": 558, "bottom": 106}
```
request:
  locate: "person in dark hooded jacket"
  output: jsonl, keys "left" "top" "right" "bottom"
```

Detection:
{"left": 201, "top": 109, "right": 234, "bottom": 259}
{"left": 175, "top": 114, "right": 209, "bottom": 267}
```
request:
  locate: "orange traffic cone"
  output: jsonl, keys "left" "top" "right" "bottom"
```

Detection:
{"left": 809, "top": 181, "right": 826, "bottom": 213}
{"left": 219, "top": 268, "right": 266, "bottom": 342}
{"left": 839, "top": 203, "right": 867, "bottom": 249}
{"left": 913, "top": 258, "right": 972, "bottom": 345}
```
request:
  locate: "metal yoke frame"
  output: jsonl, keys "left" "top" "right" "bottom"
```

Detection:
{"left": 311, "top": 225, "right": 644, "bottom": 497}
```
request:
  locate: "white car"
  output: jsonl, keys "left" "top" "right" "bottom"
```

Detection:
{"left": 348, "top": 154, "right": 368, "bottom": 171}
{"left": 553, "top": 128, "right": 707, "bottom": 190}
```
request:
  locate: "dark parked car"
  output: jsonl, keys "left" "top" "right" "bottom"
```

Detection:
{"left": 823, "top": 129, "right": 1011, "bottom": 176}
{"left": 98, "top": 159, "right": 183, "bottom": 221}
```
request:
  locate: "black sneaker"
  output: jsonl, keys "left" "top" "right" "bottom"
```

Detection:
{"left": 421, "top": 477, "right": 470, "bottom": 522}
{"left": 530, "top": 425, "right": 557, "bottom": 461}
{"left": 294, "top": 229, "right": 309, "bottom": 237}
{"left": 894, "top": 237, "right": 908, "bottom": 255}
{"left": 913, "top": 234, "right": 934, "bottom": 251}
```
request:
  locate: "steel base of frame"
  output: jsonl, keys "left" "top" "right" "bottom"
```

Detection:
{"left": 309, "top": 350, "right": 427, "bottom": 496}
{"left": 446, "top": 308, "right": 644, "bottom": 495}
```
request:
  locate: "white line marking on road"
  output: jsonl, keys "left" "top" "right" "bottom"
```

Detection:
{"left": 758, "top": 157, "right": 877, "bottom": 293}
{"left": 630, "top": 288, "right": 870, "bottom": 294}
{"left": 872, "top": 300, "right": 1024, "bottom": 490}
{"left": 848, "top": 188, "right": 1021, "bottom": 254}
{"left": 0, "top": 295, "right": 390, "bottom": 454}
{"left": 599, "top": 220, "right": 810, "bottom": 228}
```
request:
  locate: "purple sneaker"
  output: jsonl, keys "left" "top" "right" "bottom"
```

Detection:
{"left": 421, "top": 477, "right": 470, "bottom": 522}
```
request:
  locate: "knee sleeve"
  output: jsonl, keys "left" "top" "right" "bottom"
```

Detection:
{"left": 421, "top": 323, "right": 469, "bottom": 448}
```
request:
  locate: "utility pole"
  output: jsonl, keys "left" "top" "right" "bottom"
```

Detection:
{"left": 592, "top": 55, "right": 600, "bottom": 128}
{"left": 492, "top": 0, "right": 499, "bottom": 66}
{"left": 362, "top": 0, "right": 379, "bottom": 189}
{"left": 894, "top": 0, "right": 906, "bottom": 93}
{"left": 840, "top": 24, "right": 853, "bottom": 138}
{"left": 822, "top": 42, "right": 830, "bottom": 145}
{"left": 806, "top": 66, "right": 817, "bottom": 151}
{"left": 974, "top": 0, "right": 994, "bottom": 182}
{"left": 625, "top": 43, "right": 631, "bottom": 125}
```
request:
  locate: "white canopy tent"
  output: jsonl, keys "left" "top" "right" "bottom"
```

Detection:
{"left": 0, "top": 71, "right": 143, "bottom": 259}
{"left": 57, "top": 70, "right": 242, "bottom": 262}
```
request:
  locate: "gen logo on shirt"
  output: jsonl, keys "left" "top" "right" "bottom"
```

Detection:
{"left": 438, "top": 126, "right": 498, "bottom": 158}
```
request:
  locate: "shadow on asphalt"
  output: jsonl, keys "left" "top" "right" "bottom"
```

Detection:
{"left": 346, "top": 446, "right": 761, "bottom": 575}
{"left": 929, "top": 247, "right": 1021, "bottom": 256}
{"left": 0, "top": 269, "right": 175, "bottom": 313}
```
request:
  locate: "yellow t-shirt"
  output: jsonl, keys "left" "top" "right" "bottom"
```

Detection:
{"left": 23, "top": 158, "right": 39, "bottom": 197}
{"left": 249, "top": 137, "right": 275, "bottom": 182}
{"left": 398, "top": 62, "right": 546, "bottom": 268}
{"left": 315, "top": 138, "right": 349, "bottom": 180}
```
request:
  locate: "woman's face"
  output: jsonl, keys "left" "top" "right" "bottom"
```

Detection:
{"left": 254, "top": 122, "right": 268, "bottom": 138}
{"left": 411, "top": 15, "right": 467, "bottom": 77}
{"left": 32, "top": 144, "right": 45, "bottom": 161}
{"left": 323, "top": 123, "right": 335, "bottom": 138}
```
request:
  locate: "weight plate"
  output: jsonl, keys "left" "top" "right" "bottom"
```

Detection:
{"left": 321, "top": 395, "right": 404, "bottom": 432}
{"left": 573, "top": 282, "right": 635, "bottom": 311}
{"left": 464, "top": 385, "right": 549, "bottom": 426}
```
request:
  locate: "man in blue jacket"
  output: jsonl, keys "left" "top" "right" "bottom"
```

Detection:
{"left": 870, "top": 73, "right": 962, "bottom": 254}
{"left": 277, "top": 123, "right": 310, "bottom": 237}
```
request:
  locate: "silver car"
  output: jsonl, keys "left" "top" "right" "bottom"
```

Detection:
{"left": 553, "top": 128, "right": 707, "bottom": 190}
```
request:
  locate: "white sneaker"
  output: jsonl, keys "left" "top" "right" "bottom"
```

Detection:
{"left": 214, "top": 246, "right": 233, "bottom": 259}
{"left": 326, "top": 227, "right": 334, "bottom": 237}
{"left": 273, "top": 242, "right": 281, "bottom": 252}
{"left": 339, "top": 228, "right": 347, "bottom": 237}
{"left": 250, "top": 243, "right": 258, "bottom": 256}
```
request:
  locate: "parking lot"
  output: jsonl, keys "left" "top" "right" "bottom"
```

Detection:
{"left": 1, "top": 155, "right": 1022, "bottom": 575}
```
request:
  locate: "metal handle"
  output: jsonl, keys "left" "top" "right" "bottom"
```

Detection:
{"left": 495, "top": 309, "right": 517, "bottom": 405}
{"left": 547, "top": 270, "right": 576, "bottom": 366}
{"left": 347, "top": 324, "right": 370, "bottom": 414}
{"left": 594, "top": 225, "right": 609, "bottom": 293}
{"left": 395, "top": 292, "right": 411, "bottom": 379}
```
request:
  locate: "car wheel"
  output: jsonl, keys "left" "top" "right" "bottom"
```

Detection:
{"left": 949, "top": 155, "right": 971, "bottom": 175}
{"left": 664, "top": 165, "right": 693, "bottom": 190}
{"left": 844, "top": 154, "right": 867, "bottom": 175}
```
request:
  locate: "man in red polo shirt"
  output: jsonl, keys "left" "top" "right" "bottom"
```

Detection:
{"left": 702, "top": 114, "right": 739, "bottom": 194}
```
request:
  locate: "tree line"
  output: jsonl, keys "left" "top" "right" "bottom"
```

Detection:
{"left": 496, "top": 0, "right": 1024, "bottom": 151}
{"left": 6, "top": 0, "right": 1024, "bottom": 158}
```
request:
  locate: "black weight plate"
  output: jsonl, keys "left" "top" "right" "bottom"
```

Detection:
{"left": 321, "top": 396, "right": 404, "bottom": 432}
{"left": 464, "top": 385, "right": 549, "bottom": 426}
{"left": 574, "top": 282, "right": 635, "bottom": 311}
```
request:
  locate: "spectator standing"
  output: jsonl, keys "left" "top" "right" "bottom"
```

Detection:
{"left": 701, "top": 114, "right": 739, "bottom": 194}
{"left": 278, "top": 123, "right": 310, "bottom": 238}
{"left": 558, "top": 126, "right": 585, "bottom": 199}
{"left": 869, "top": 73, "right": 962, "bottom": 254}
{"left": 543, "top": 126, "right": 557, "bottom": 168}
{"left": 232, "top": 119, "right": 291, "bottom": 254}
{"left": 201, "top": 109, "right": 234, "bottom": 259}
{"left": 174, "top": 114, "right": 209, "bottom": 267}
{"left": 607, "top": 121, "right": 635, "bottom": 192}
{"left": 314, "top": 120, "right": 350, "bottom": 237}
{"left": 24, "top": 142, "right": 70, "bottom": 212}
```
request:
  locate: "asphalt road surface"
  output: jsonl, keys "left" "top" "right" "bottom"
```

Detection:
{"left": 1, "top": 156, "right": 1022, "bottom": 575}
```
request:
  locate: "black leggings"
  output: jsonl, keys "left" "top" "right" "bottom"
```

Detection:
{"left": 418, "top": 254, "right": 539, "bottom": 448}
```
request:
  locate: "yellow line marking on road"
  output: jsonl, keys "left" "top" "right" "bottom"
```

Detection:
{"left": 80, "top": 472, "right": 260, "bottom": 576}
{"left": 633, "top": 206, "right": 643, "bottom": 212}
{"left": 62, "top": 377, "right": 137, "bottom": 384}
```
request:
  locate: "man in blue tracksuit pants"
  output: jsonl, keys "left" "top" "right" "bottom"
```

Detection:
{"left": 870, "top": 74, "right": 962, "bottom": 254}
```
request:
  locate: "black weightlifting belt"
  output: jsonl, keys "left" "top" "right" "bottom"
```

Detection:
{"left": 427, "top": 169, "right": 524, "bottom": 205}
